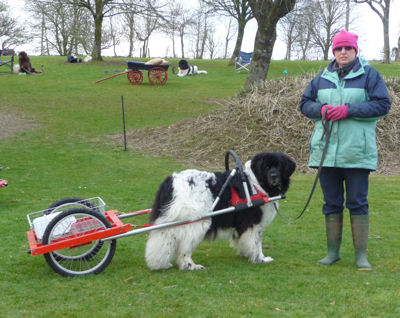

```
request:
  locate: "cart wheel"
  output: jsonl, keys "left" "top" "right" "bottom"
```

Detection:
{"left": 45, "top": 197, "right": 103, "bottom": 263}
{"left": 148, "top": 67, "right": 168, "bottom": 86}
{"left": 42, "top": 208, "right": 116, "bottom": 277}
{"left": 45, "top": 197, "right": 95, "bottom": 215}
{"left": 127, "top": 70, "right": 143, "bottom": 85}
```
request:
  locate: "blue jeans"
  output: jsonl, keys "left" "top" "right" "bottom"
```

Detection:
{"left": 319, "top": 167, "right": 370, "bottom": 215}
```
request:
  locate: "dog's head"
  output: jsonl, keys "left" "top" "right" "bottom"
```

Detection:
{"left": 18, "top": 51, "right": 29, "bottom": 62}
{"left": 250, "top": 152, "right": 296, "bottom": 197}
{"left": 178, "top": 59, "right": 189, "bottom": 70}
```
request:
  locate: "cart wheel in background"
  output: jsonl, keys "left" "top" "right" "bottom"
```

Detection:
{"left": 127, "top": 70, "right": 143, "bottom": 85}
{"left": 148, "top": 67, "right": 168, "bottom": 86}
{"left": 45, "top": 197, "right": 95, "bottom": 215}
{"left": 42, "top": 208, "right": 116, "bottom": 277}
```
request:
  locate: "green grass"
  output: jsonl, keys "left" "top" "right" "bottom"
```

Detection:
{"left": 0, "top": 57, "right": 399, "bottom": 317}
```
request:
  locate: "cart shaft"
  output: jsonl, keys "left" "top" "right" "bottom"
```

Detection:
{"left": 101, "top": 195, "right": 285, "bottom": 242}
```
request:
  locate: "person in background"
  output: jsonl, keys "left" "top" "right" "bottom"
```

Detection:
{"left": 300, "top": 29, "right": 391, "bottom": 270}
{"left": 18, "top": 51, "right": 43, "bottom": 74}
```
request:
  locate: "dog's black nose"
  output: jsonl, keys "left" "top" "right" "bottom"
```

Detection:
{"left": 268, "top": 169, "right": 281, "bottom": 186}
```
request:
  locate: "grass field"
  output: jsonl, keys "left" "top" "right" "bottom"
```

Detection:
{"left": 0, "top": 56, "right": 399, "bottom": 317}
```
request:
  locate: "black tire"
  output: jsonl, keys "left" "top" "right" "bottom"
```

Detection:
{"left": 45, "top": 197, "right": 96, "bottom": 215}
{"left": 42, "top": 208, "right": 116, "bottom": 277}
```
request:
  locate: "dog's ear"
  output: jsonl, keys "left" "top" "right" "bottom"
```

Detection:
{"left": 250, "top": 153, "right": 265, "bottom": 177}
{"left": 281, "top": 154, "right": 296, "bottom": 179}
{"left": 279, "top": 154, "right": 296, "bottom": 194}
{"left": 249, "top": 153, "right": 270, "bottom": 189}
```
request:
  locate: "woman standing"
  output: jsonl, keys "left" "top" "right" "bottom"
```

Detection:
{"left": 300, "top": 30, "right": 391, "bottom": 270}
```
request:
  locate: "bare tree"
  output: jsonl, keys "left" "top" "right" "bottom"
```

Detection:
{"left": 353, "top": 0, "right": 392, "bottom": 63}
{"left": 223, "top": 18, "right": 236, "bottom": 59}
{"left": 245, "top": 0, "right": 296, "bottom": 88}
{"left": 120, "top": 0, "right": 138, "bottom": 57}
{"left": 201, "top": 0, "right": 253, "bottom": 65}
{"left": 294, "top": 2, "right": 316, "bottom": 60}
{"left": 0, "top": 1, "right": 26, "bottom": 49}
{"left": 108, "top": 14, "right": 122, "bottom": 57}
{"left": 278, "top": 3, "right": 302, "bottom": 60}
{"left": 122, "top": 11, "right": 135, "bottom": 57}
{"left": 206, "top": 24, "right": 219, "bottom": 59}
{"left": 135, "top": 7, "right": 160, "bottom": 58}
{"left": 177, "top": 11, "right": 195, "bottom": 58}
{"left": 310, "top": 0, "right": 347, "bottom": 61}
{"left": 190, "top": 2, "right": 211, "bottom": 59}
{"left": 391, "top": 31, "right": 400, "bottom": 62}
{"left": 68, "top": 0, "right": 120, "bottom": 60}
{"left": 28, "top": 0, "right": 91, "bottom": 56}
{"left": 160, "top": 2, "right": 184, "bottom": 58}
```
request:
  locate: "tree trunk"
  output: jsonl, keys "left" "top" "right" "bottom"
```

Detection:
{"left": 345, "top": 0, "right": 350, "bottom": 30}
{"left": 228, "top": 18, "right": 246, "bottom": 66}
{"left": 92, "top": 13, "right": 103, "bottom": 61}
{"left": 382, "top": 13, "right": 390, "bottom": 63}
{"left": 244, "top": 26, "right": 275, "bottom": 88}
{"left": 245, "top": 0, "right": 296, "bottom": 88}
{"left": 362, "top": 0, "right": 391, "bottom": 64}
{"left": 180, "top": 30, "right": 185, "bottom": 58}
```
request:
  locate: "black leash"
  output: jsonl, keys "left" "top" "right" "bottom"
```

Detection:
{"left": 275, "top": 111, "right": 333, "bottom": 222}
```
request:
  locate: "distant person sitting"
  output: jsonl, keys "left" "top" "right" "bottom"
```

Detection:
{"left": 18, "top": 51, "right": 43, "bottom": 74}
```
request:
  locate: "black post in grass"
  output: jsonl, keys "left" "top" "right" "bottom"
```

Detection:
{"left": 121, "top": 96, "right": 127, "bottom": 151}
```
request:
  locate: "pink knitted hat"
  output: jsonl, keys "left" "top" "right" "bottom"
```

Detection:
{"left": 332, "top": 29, "right": 358, "bottom": 54}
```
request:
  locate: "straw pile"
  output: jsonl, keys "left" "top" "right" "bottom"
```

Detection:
{"left": 120, "top": 74, "right": 399, "bottom": 174}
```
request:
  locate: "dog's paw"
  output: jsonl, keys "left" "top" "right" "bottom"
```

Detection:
{"left": 251, "top": 255, "right": 274, "bottom": 264}
{"left": 261, "top": 256, "right": 274, "bottom": 263}
{"left": 191, "top": 264, "right": 205, "bottom": 270}
{"left": 179, "top": 263, "right": 205, "bottom": 270}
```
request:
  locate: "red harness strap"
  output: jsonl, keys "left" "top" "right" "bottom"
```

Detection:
{"left": 230, "top": 186, "right": 269, "bottom": 206}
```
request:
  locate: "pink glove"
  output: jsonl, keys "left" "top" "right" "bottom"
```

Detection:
{"left": 321, "top": 105, "right": 334, "bottom": 120}
{"left": 327, "top": 105, "right": 348, "bottom": 121}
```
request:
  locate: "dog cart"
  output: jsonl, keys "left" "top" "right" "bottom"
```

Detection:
{"left": 95, "top": 61, "right": 169, "bottom": 86}
{"left": 26, "top": 151, "right": 285, "bottom": 277}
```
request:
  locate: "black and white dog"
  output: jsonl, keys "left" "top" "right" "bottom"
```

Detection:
{"left": 145, "top": 152, "right": 296, "bottom": 270}
{"left": 177, "top": 59, "right": 208, "bottom": 77}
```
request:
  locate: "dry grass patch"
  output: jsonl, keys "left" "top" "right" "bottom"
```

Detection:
{"left": 0, "top": 113, "right": 38, "bottom": 139}
{"left": 115, "top": 74, "right": 399, "bottom": 174}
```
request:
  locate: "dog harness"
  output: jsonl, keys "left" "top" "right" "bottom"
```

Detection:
{"left": 230, "top": 186, "right": 270, "bottom": 209}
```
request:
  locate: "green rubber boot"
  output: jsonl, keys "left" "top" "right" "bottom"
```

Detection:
{"left": 318, "top": 213, "right": 343, "bottom": 266}
{"left": 350, "top": 214, "right": 372, "bottom": 270}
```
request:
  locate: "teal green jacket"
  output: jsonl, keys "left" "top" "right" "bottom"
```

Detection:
{"left": 300, "top": 57, "right": 391, "bottom": 170}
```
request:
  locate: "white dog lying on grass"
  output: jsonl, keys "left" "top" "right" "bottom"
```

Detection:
{"left": 177, "top": 59, "right": 208, "bottom": 77}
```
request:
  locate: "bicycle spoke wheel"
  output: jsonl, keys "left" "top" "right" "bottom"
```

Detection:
{"left": 42, "top": 208, "right": 116, "bottom": 277}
